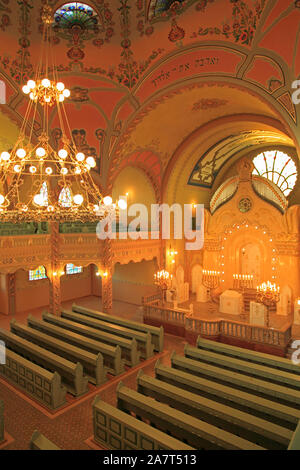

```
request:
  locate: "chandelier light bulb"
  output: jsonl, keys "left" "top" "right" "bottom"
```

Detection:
{"left": 33, "top": 194, "right": 43, "bottom": 206}
{"left": 63, "top": 89, "right": 70, "bottom": 98}
{"left": 44, "top": 96, "right": 51, "bottom": 103}
{"left": 22, "top": 85, "right": 30, "bottom": 94}
{"left": 45, "top": 167, "right": 53, "bottom": 175}
{"left": 74, "top": 167, "right": 81, "bottom": 174}
{"left": 103, "top": 196, "right": 112, "bottom": 206}
{"left": 27, "top": 80, "right": 36, "bottom": 89}
{"left": 59, "top": 94, "right": 65, "bottom": 102}
{"left": 76, "top": 152, "right": 85, "bottom": 162}
{"left": 29, "top": 166, "right": 37, "bottom": 174}
{"left": 42, "top": 78, "right": 51, "bottom": 88}
{"left": 86, "top": 157, "right": 96, "bottom": 168}
{"left": 29, "top": 92, "right": 34, "bottom": 100}
{"left": 118, "top": 199, "right": 127, "bottom": 210}
{"left": 47, "top": 205, "right": 54, "bottom": 212}
{"left": 36, "top": 147, "right": 46, "bottom": 157}
{"left": 0, "top": 195, "right": 5, "bottom": 205}
{"left": 73, "top": 194, "right": 83, "bottom": 205}
{"left": 93, "top": 204, "right": 99, "bottom": 211}
{"left": 16, "top": 148, "right": 26, "bottom": 159}
{"left": 85, "top": 164, "right": 91, "bottom": 171}
{"left": 14, "top": 164, "right": 21, "bottom": 173}
{"left": 58, "top": 149, "right": 68, "bottom": 159}
{"left": 61, "top": 167, "right": 68, "bottom": 175}
{"left": 56, "top": 82, "right": 65, "bottom": 91}
{"left": 1, "top": 151, "right": 10, "bottom": 161}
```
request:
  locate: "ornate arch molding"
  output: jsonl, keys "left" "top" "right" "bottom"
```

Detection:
{"left": 161, "top": 113, "right": 292, "bottom": 202}
{"left": 111, "top": 75, "right": 299, "bottom": 185}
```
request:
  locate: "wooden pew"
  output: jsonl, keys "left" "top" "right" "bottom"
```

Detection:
{"left": 0, "top": 400, "right": 3, "bottom": 444}
{"left": 42, "top": 312, "right": 140, "bottom": 367}
{"left": 0, "top": 328, "right": 88, "bottom": 397}
{"left": 61, "top": 309, "right": 154, "bottom": 359}
{"left": 184, "top": 344, "right": 300, "bottom": 391}
{"left": 197, "top": 337, "right": 300, "bottom": 376}
{"left": 72, "top": 303, "right": 164, "bottom": 352}
{"left": 116, "top": 382, "right": 265, "bottom": 450}
{"left": 171, "top": 352, "right": 300, "bottom": 409}
{"left": 27, "top": 316, "right": 125, "bottom": 376}
{"left": 155, "top": 360, "right": 300, "bottom": 430}
{"left": 0, "top": 348, "right": 66, "bottom": 410}
{"left": 136, "top": 370, "right": 291, "bottom": 449}
{"left": 29, "top": 430, "right": 61, "bottom": 450}
{"left": 288, "top": 421, "right": 300, "bottom": 450}
{"left": 11, "top": 320, "right": 107, "bottom": 386}
{"left": 92, "top": 396, "right": 194, "bottom": 450}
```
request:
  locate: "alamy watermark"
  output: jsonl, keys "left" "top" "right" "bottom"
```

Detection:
{"left": 291, "top": 340, "right": 300, "bottom": 365}
{"left": 96, "top": 203, "right": 204, "bottom": 251}
{"left": 292, "top": 80, "right": 300, "bottom": 105}
{"left": 0, "top": 340, "right": 5, "bottom": 365}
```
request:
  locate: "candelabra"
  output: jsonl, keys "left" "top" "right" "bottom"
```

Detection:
{"left": 256, "top": 281, "right": 280, "bottom": 328}
{"left": 233, "top": 274, "right": 254, "bottom": 290}
{"left": 154, "top": 270, "right": 173, "bottom": 303}
{"left": 202, "top": 270, "right": 220, "bottom": 310}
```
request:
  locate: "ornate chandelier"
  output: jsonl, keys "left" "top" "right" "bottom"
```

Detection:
{"left": 0, "top": 4, "right": 121, "bottom": 223}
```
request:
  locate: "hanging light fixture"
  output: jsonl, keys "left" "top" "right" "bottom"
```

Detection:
{"left": 0, "top": 3, "right": 121, "bottom": 223}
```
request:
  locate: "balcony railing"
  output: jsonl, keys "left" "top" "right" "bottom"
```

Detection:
{"left": 142, "top": 298, "right": 292, "bottom": 348}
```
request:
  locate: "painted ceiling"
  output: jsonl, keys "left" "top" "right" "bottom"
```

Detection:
{"left": 0, "top": 0, "right": 299, "bottom": 198}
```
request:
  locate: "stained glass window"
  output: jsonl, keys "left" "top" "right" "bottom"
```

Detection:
{"left": 29, "top": 265, "right": 47, "bottom": 281}
{"left": 252, "top": 150, "right": 297, "bottom": 197}
{"left": 66, "top": 263, "right": 83, "bottom": 275}
{"left": 54, "top": 3, "right": 98, "bottom": 30}
{"left": 59, "top": 186, "right": 72, "bottom": 208}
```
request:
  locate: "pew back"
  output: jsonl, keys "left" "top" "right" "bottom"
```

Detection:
{"left": 27, "top": 316, "right": 124, "bottom": 376}
{"left": 42, "top": 312, "right": 140, "bottom": 367}
{"left": 0, "top": 348, "right": 66, "bottom": 410}
{"left": 116, "top": 382, "right": 265, "bottom": 450}
{"left": 197, "top": 337, "right": 300, "bottom": 375}
{"left": 29, "top": 430, "right": 60, "bottom": 450}
{"left": 171, "top": 352, "right": 300, "bottom": 408}
{"left": 0, "top": 327, "right": 88, "bottom": 397}
{"left": 73, "top": 304, "right": 164, "bottom": 352}
{"left": 155, "top": 360, "right": 300, "bottom": 429}
{"left": 185, "top": 344, "right": 300, "bottom": 391}
{"left": 92, "top": 396, "right": 194, "bottom": 450}
{"left": 61, "top": 309, "right": 154, "bottom": 359}
{"left": 136, "top": 370, "right": 291, "bottom": 449}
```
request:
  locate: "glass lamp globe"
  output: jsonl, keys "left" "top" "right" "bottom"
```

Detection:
{"left": 103, "top": 196, "right": 112, "bottom": 206}
{"left": 73, "top": 194, "right": 83, "bottom": 205}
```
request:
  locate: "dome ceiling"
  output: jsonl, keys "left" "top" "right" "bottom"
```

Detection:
{"left": 0, "top": 0, "right": 298, "bottom": 193}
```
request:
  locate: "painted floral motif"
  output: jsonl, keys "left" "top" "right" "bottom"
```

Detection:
{"left": 2, "top": 0, "right": 34, "bottom": 83}
{"left": 191, "top": 0, "right": 264, "bottom": 46}
{"left": 148, "top": 0, "right": 198, "bottom": 20}
{"left": 168, "top": 18, "right": 185, "bottom": 42}
{"left": 0, "top": 0, "right": 11, "bottom": 31}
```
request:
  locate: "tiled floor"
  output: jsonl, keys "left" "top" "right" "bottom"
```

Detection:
{"left": 0, "top": 296, "right": 187, "bottom": 450}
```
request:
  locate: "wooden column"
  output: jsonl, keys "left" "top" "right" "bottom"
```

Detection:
{"left": 49, "top": 221, "right": 61, "bottom": 316}
{"left": 7, "top": 273, "right": 16, "bottom": 316}
{"left": 102, "top": 239, "right": 113, "bottom": 314}
{"left": 102, "top": 270, "right": 113, "bottom": 314}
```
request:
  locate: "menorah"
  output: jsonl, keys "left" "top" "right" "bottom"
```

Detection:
{"left": 233, "top": 274, "right": 254, "bottom": 290}
{"left": 154, "top": 270, "right": 173, "bottom": 303}
{"left": 202, "top": 270, "right": 220, "bottom": 306}
{"left": 256, "top": 281, "right": 280, "bottom": 328}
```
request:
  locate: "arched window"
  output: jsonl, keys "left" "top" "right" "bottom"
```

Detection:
{"left": 54, "top": 2, "right": 98, "bottom": 30}
{"left": 66, "top": 263, "right": 83, "bottom": 275}
{"left": 252, "top": 150, "right": 297, "bottom": 197}
{"left": 29, "top": 265, "right": 47, "bottom": 281}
